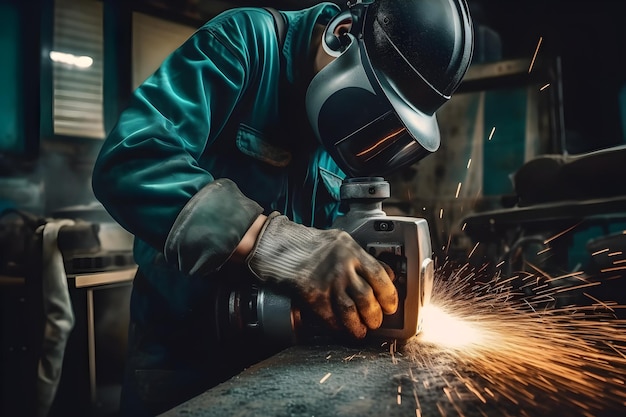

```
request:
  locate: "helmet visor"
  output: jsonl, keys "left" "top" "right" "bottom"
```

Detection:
{"left": 306, "top": 34, "right": 436, "bottom": 177}
{"left": 335, "top": 109, "right": 429, "bottom": 176}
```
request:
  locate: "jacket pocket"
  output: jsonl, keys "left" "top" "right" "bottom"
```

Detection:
{"left": 235, "top": 123, "right": 292, "bottom": 167}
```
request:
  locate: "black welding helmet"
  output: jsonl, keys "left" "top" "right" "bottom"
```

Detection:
{"left": 306, "top": 0, "right": 474, "bottom": 177}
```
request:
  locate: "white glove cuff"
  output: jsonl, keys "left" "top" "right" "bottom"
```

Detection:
{"left": 246, "top": 212, "right": 324, "bottom": 283}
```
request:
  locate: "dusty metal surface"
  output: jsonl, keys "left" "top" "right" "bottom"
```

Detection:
{"left": 159, "top": 340, "right": 615, "bottom": 417}
{"left": 159, "top": 343, "right": 448, "bottom": 417}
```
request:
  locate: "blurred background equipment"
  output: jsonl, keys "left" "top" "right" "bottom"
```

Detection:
{"left": 0, "top": 204, "right": 135, "bottom": 417}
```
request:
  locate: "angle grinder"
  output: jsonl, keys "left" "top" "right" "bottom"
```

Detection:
{"left": 213, "top": 177, "right": 434, "bottom": 347}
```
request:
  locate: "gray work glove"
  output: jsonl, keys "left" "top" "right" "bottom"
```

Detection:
{"left": 246, "top": 212, "right": 398, "bottom": 339}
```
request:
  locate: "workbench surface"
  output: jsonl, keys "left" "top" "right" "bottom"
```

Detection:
{"left": 159, "top": 340, "right": 622, "bottom": 417}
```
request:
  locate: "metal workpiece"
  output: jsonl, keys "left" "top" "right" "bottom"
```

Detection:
{"left": 159, "top": 343, "right": 485, "bottom": 417}
{"left": 160, "top": 339, "right": 620, "bottom": 417}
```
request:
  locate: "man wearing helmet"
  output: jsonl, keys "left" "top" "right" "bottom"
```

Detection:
{"left": 92, "top": 1, "right": 473, "bottom": 415}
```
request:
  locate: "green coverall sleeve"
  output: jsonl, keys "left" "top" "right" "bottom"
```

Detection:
{"left": 92, "top": 10, "right": 277, "bottom": 275}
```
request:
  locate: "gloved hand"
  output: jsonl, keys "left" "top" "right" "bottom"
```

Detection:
{"left": 246, "top": 212, "right": 398, "bottom": 339}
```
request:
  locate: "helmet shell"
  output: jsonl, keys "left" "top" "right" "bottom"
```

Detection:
{"left": 306, "top": 0, "right": 474, "bottom": 177}
{"left": 365, "top": 0, "right": 474, "bottom": 103}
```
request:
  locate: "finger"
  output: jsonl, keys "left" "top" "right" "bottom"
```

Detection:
{"left": 334, "top": 289, "right": 367, "bottom": 339}
{"left": 357, "top": 255, "right": 398, "bottom": 315}
{"left": 306, "top": 292, "right": 339, "bottom": 332}
{"left": 346, "top": 275, "right": 383, "bottom": 329}
{"left": 378, "top": 260, "right": 396, "bottom": 283}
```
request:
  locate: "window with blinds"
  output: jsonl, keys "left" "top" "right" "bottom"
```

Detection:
{"left": 52, "top": 0, "right": 104, "bottom": 139}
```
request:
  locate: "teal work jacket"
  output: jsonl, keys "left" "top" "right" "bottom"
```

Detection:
{"left": 91, "top": 3, "right": 343, "bottom": 412}
{"left": 94, "top": 2, "right": 343, "bottom": 272}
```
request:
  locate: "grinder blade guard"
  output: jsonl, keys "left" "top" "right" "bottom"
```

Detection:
{"left": 216, "top": 177, "right": 434, "bottom": 346}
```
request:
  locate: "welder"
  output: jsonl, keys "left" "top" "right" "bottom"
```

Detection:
{"left": 91, "top": 1, "right": 474, "bottom": 415}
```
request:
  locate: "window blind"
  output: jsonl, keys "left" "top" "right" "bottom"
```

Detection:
{"left": 52, "top": 0, "right": 104, "bottom": 139}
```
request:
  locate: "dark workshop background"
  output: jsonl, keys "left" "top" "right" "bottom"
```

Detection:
{"left": 1, "top": 0, "right": 625, "bottom": 416}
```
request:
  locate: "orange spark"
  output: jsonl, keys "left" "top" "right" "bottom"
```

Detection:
{"left": 319, "top": 372, "right": 331, "bottom": 384}
{"left": 543, "top": 221, "right": 583, "bottom": 244}
{"left": 404, "top": 259, "right": 626, "bottom": 416}
{"left": 529, "top": 36, "right": 543, "bottom": 73}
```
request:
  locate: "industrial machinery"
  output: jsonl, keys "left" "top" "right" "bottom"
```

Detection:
{"left": 214, "top": 177, "right": 434, "bottom": 347}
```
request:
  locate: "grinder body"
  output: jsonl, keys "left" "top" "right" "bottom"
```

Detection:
{"left": 214, "top": 177, "right": 434, "bottom": 346}
{"left": 331, "top": 177, "right": 434, "bottom": 340}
